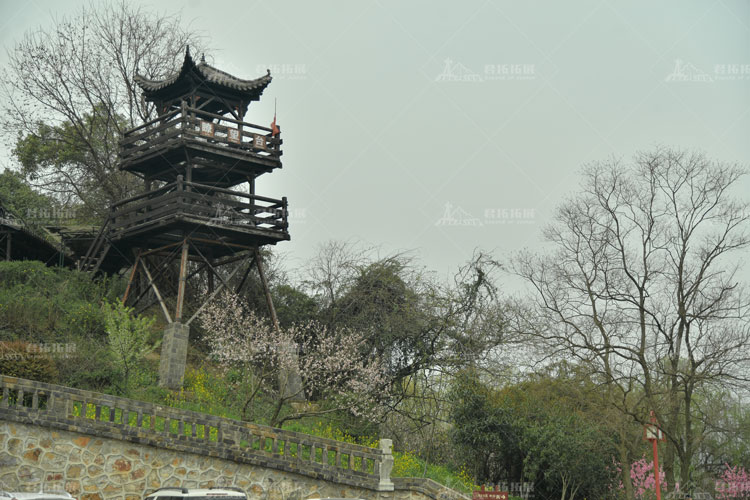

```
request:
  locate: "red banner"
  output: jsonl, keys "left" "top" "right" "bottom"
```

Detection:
{"left": 473, "top": 489, "right": 508, "bottom": 500}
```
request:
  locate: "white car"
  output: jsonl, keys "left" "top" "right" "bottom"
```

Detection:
{"left": 144, "top": 488, "right": 248, "bottom": 500}
{"left": 0, "top": 492, "right": 75, "bottom": 500}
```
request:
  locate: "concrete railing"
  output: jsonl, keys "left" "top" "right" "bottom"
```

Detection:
{"left": 0, "top": 375, "right": 394, "bottom": 491}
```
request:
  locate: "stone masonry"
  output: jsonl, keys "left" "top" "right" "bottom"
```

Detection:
{"left": 158, "top": 323, "right": 189, "bottom": 390}
{"left": 0, "top": 420, "right": 445, "bottom": 500}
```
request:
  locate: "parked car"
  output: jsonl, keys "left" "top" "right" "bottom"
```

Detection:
{"left": 144, "top": 488, "right": 248, "bottom": 500}
{"left": 0, "top": 491, "right": 76, "bottom": 500}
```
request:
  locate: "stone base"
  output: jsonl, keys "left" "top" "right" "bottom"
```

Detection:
{"left": 158, "top": 322, "right": 189, "bottom": 390}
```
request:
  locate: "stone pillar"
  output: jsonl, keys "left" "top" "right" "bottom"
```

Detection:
{"left": 378, "top": 438, "right": 395, "bottom": 491}
{"left": 280, "top": 343, "right": 305, "bottom": 402}
{"left": 158, "top": 322, "right": 189, "bottom": 390}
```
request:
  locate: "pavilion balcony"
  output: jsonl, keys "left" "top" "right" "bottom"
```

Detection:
{"left": 119, "top": 104, "right": 283, "bottom": 184}
{"left": 108, "top": 177, "right": 289, "bottom": 249}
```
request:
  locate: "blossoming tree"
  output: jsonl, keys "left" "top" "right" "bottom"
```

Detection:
{"left": 199, "top": 291, "right": 388, "bottom": 427}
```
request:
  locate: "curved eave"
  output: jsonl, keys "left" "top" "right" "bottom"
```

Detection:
{"left": 134, "top": 52, "right": 272, "bottom": 102}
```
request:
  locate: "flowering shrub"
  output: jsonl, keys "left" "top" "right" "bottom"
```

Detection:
{"left": 392, "top": 449, "right": 422, "bottom": 477}
{"left": 614, "top": 457, "right": 668, "bottom": 500}
{"left": 716, "top": 464, "right": 750, "bottom": 500}
{"left": 630, "top": 457, "right": 668, "bottom": 499}
{"left": 164, "top": 366, "right": 232, "bottom": 417}
{"left": 199, "top": 292, "right": 388, "bottom": 427}
{"left": 307, "top": 421, "right": 379, "bottom": 448}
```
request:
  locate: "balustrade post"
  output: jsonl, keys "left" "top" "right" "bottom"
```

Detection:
{"left": 378, "top": 439, "right": 395, "bottom": 491}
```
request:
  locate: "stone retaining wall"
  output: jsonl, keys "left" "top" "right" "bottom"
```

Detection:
{"left": 0, "top": 376, "right": 469, "bottom": 500}
{"left": 0, "top": 376, "right": 386, "bottom": 491}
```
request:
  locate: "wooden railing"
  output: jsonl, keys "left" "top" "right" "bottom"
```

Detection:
{"left": 0, "top": 375, "right": 394, "bottom": 491}
{"left": 119, "top": 104, "right": 282, "bottom": 165}
{"left": 109, "top": 177, "right": 288, "bottom": 237}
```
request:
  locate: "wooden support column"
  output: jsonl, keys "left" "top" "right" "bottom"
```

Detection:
{"left": 207, "top": 269, "right": 214, "bottom": 294}
{"left": 5, "top": 232, "right": 11, "bottom": 261}
{"left": 140, "top": 258, "right": 172, "bottom": 324}
{"left": 255, "top": 248, "right": 279, "bottom": 332}
{"left": 256, "top": 247, "right": 304, "bottom": 402}
{"left": 175, "top": 238, "right": 189, "bottom": 323}
{"left": 122, "top": 252, "right": 142, "bottom": 304}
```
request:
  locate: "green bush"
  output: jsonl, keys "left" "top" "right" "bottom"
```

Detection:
{"left": 103, "top": 300, "right": 155, "bottom": 390}
{"left": 0, "top": 261, "right": 121, "bottom": 340}
{"left": 0, "top": 261, "right": 128, "bottom": 392}
{"left": 61, "top": 340, "right": 120, "bottom": 392}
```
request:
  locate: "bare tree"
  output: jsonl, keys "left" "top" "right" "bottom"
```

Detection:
{"left": 303, "top": 240, "right": 371, "bottom": 325}
{"left": 509, "top": 147, "right": 750, "bottom": 496}
{"left": 0, "top": 1, "right": 206, "bottom": 218}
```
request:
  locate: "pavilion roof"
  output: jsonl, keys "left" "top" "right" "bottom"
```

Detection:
{"left": 134, "top": 47, "right": 272, "bottom": 101}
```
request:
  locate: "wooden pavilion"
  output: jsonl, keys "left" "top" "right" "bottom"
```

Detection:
{"left": 80, "top": 48, "right": 291, "bottom": 389}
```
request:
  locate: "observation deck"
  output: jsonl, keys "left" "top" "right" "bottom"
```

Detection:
{"left": 119, "top": 104, "right": 282, "bottom": 188}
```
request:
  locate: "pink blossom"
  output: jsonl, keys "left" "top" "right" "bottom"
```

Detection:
{"left": 715, "top": 464, "right": 750, "bottom": 500}
{"left": 615, "top": 458, "right": 668, "bottom": 500}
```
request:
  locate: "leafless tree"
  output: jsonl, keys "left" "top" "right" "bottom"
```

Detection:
{"left": 509, "top": 147, "right": 750, "bottom": 497}
{"left": 0, "top": 1, "right": 206, "bottom": 218}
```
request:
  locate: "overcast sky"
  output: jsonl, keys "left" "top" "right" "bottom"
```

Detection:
{"left": 1, "top": 0, "right": 748, "bottom": 281}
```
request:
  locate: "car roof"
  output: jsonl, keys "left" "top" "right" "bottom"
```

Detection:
{"left": 146, "top": 489, "right": 246, "bottom": 497}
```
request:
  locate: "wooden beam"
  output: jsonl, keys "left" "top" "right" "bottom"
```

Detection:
{"left": 127, "top": 246, "right": 183, "bottom": 308}
{"left": 121, "top": 252, "right": 141, "bottom": 304}
{"left": 185, "top": 253, "right": 253, "bottom": 326}
{"left": 140, "top": 241, "right": 182, "bottom": 257}
{"left": 190, "top": 237, "right": 255, "bottom": 250}
{"left": 235, "top": 254, "right": 257, "bottom": 294}
{"left": 189, "top": 240, "right": 228, "bottom": 290}
{"left": 255, "top": 248, "right": 280, "bottom": 333}
{"left": 140, "top": 258, "right": 173, "bottom": 323}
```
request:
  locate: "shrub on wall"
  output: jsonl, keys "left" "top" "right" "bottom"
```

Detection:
{"left": 0, "top": 339, "right": 59, "bottom": 382}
